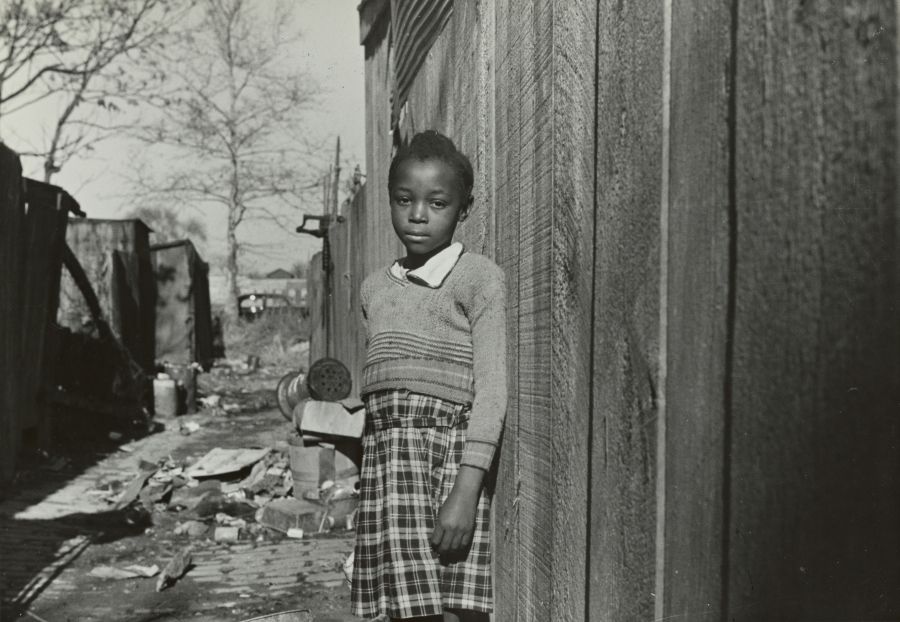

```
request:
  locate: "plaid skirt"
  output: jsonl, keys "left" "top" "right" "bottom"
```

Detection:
{"left": 351, "top": 390, "right": 492, "bottom": 619}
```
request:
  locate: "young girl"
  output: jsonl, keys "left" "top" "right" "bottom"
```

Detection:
{"left": 352, "top": 130, "right": 507, "bottom": 622}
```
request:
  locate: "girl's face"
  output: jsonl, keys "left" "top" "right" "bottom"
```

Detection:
{"left": 390, "top": 157, "right": 471, "bottom": 261}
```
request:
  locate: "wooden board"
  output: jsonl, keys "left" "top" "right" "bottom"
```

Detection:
{"left": 549, "top": 0, "right": 596, "bottom": 618}
{"left": 0, "top": 145, "right": 24, "bottom": 483}
{"left": 19, "top": 179, "right": 72, "bottom": 430}
{"left": 728, "top": 2, "right": 900, "bottom": 618}
{"left": 491, "top": 1, "right": 521, "bottom": 617}
{"left": 661, "top": 1, "right": 733, "bottom": 617}
{"left": 589, "top": 2, "right": 664, "bottom": 619}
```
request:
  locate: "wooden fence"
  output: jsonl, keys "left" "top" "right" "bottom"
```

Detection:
{"left": 0, "top": 147, "right": 80, "bottom": 484}
{"left": 307, "top": 185, "right": 373, "bottom": 396}
{"left": 339, "top": 1, "right": 900, "bottom": 619}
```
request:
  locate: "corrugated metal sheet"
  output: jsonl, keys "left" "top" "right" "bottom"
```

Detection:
{"left": 390, "top": 0, "right": 453, "bottom": 122}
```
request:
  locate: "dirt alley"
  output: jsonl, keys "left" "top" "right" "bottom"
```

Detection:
{"left": 0, "top": 364, "right": 364, "bottom": 622}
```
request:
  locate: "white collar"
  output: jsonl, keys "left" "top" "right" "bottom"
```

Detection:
{"left": 390, "top": 242, "right": 464, "bottom": 288}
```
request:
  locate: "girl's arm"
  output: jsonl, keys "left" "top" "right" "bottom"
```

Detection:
{"left": 433, "top": 260, "right": 508, "bottom": 554}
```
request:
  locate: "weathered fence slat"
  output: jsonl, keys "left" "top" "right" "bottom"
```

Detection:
{"left": 0, "top": 146, "right": 25, "bottom": 484}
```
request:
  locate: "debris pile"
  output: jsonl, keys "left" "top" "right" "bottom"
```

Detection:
{"left": 87, "top": 428, "right": 360, "bottom": 590}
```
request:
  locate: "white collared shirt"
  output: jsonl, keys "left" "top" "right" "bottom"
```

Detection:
{"left": 389, "top": 242, "right": 464, "bottom": 288}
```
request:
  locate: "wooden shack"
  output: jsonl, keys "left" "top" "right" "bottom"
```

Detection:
{"left": 151, "top": 239, "right": 213, "bottom": 371}
{"left": 0, "top": 145, "right": 80, "bottom": 483}
{"left": 342, "top": 1, "right": 900, "bottom": 619}
{"left": 56, "top": 218, "right": 155, "bottom": 412}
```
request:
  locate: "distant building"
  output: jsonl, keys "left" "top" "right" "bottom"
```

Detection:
{"left": 266, "top": 268, "right": 294, "bottom": 279}
{"left": 208, "top": 274, "right": 308, "bottom": 310}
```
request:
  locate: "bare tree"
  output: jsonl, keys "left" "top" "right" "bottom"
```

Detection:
{"left": 134, "top": 0, "right": 322, "bottom": 319}
{"left": 127, "top": 205, "right": 207, "bottom": 244}
{"left": 0, "top": 0, "right": 188, "bottom": 181}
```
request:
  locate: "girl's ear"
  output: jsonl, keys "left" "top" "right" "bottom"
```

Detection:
{"left": 458, "top": 195, "right": 474, "bottom": 222}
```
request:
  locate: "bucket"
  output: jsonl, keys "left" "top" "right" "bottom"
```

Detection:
{"left": 153, "top": 373, "right": 177, "bottom": 418}
{"left": 288, "top": 433, "right": 320, "bottom": 499}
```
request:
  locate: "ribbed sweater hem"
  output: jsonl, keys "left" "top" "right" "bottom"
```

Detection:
{"left": 361, "top": 358, "right": 475, "bottom": 405}
{"left": 360, "top": 378, "right": 474, "bottom": 406}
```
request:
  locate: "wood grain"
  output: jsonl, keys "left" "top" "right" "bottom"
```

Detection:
{"left": 728, "top": 1, "right": 900, "bottom": 617}
{"left": 550, "top": 0, "right": 596, "bottom": 618}
{"left": 0, "top": 146, "right": 25, "bottom": 483}
{"left": 589, "top": 1, "right": 664, "bottom": 619}
{"left": 662, "top": 1, "right": 733, "bottom": 618}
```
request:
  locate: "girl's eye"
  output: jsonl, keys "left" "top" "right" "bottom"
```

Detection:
{"left": 431, "top": 200, "right": 447, "bottom": 209}
{"left": 395, "top": 196, "right": 411, "bottom": 205}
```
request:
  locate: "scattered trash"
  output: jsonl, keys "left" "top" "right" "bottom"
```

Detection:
{"left": 214, "top": 526, "right": 240, "bottom": 542}
{"left": 298, "top": 400, "right": 364, "bottom": 439}
{"left": 89, "top": 566, "right": 143, "bottom": 580}
{"left": 109, "top": 431, "right": 123, "bottom": 441}
{"left": 156, "top": 546, "right": 193, "bottom": 592}
{"left": 180, "top": 421, "right": 201, "bottom": 435}
{"left": 124, "top": 564, "right": 160, "bottom": 578}
{"left": 185, "top": 447, "right": 270, "bottom": 479}
{"left": 342, "top": 551, "right": 354, "bottom": 587}
{"left": 174, "top": 520, "right": 209, "bottom": 538}
{"left": 256, "top": 497, "right": 327, "bottom": 535}
{"left": 200, "top": 394, "right": 221, "bottom": 408}
{"left": 114, "top": 464, "right": 158, "bottom": 510}
{"left": 87, "top": 563, "right": 160, "bottom": 580}
{"left": 286, "top": 528, "right": 304, "bottom": 539}
{"left": 215, "top": 512, "right": 247, "bottom": 528}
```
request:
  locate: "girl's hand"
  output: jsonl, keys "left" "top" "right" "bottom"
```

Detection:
{"left": 431, "top": 465, "right": 485, "bottom": 554}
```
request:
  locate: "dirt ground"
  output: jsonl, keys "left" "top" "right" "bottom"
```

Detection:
{"left": 0, "top": 361, "right": 364, "bottom": 622}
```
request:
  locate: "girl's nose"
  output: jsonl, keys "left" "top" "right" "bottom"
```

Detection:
{"left": 410, "top": 202, "right": 428, "bottom": 223}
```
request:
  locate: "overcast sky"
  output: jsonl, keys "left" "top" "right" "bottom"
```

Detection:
{"left": 7, "top": 0, "right": 366, "bottom": 274}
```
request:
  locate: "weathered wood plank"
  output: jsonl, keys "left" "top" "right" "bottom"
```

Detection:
{"left": 661, "top": 1, "right": 733, "bottom": 618}
{"left": 550, "top": 0, "right": 596, "bottom": 619}
{"left": 589, "top": 1, "right": 664, "bottom": 619}
{"left": 20, "top": 180, "right": 72, "bottom": 431}
{"left": 491, "top": 0, "right": 521, "bottom": 617}
{"left": 0, "top": 145, "right": 25, "bottom": 483}
{"left": 729, "top": 1, "right": 900, "bottom": 617}
{"left": 510, "top": 1, "right": 554, "bottom": 619}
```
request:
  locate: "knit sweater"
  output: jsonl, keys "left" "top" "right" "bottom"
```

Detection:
{"left": 360, "top": 251, "right": 508, "bottom": 470}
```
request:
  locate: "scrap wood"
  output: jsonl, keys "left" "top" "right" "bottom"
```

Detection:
{"left": 156, "top": 546, "right": 193, "bottom": 592}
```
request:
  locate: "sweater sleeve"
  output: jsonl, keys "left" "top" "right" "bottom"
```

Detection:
{"left": 461, "top": 263, "right": 508, "bottom": 470}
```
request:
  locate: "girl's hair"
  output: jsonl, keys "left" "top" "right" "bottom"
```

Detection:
{"left": 388, "top": 130, "right": 474, "bottom": 198}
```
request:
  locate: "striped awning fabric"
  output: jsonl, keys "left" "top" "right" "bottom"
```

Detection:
{"left": 390, "top": 0, "right": 454, "bottom": 123}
